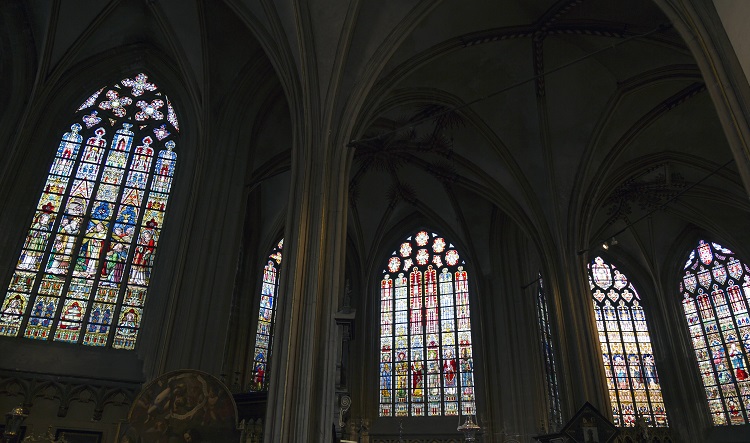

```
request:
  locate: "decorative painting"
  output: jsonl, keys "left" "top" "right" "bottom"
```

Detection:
{"left": 128, "top": 370, "right": 238, "bottom": 442}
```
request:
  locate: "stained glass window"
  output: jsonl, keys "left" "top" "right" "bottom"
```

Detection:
{"left": 681, "top": 240, "right": 750, "bottom": 425}
{"left": 536, "top": 275, "right": 562, "bottom": 427}
{"left": 0, "top": 73, "right": 180, "bottom": 350}
{"left": 249, "top": 239, "right": 283, "bottom": 391}
{"left": 588, "top": 257, "right": 668, "bottom": 427}
{"left": 379, "top": 230, "right": 476, "bottom": 417}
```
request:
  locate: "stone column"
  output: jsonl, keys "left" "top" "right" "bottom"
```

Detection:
{"left": 551, "top": 252, "right": 611, "bottom": 418}
{"left": 263, "top": 134, "right": 352, "bottom": 441}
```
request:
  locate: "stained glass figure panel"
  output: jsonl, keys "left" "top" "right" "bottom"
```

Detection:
{"left": 682, "top": 240, "right": 750, "bottom": 425}
{"left": 536, "top": 276, "right": 562, "bottom": 427}
{"left": 379, "top": 231, "right": 476, "bottom": 417}
{"left": 249, "top": 239, "right": 284, "bottom": 391}
{"left": 588, "top": 257, "right": 668, "bottom": 427}
{"left": 0, "top": 73, "right": 179, "bottom": 350}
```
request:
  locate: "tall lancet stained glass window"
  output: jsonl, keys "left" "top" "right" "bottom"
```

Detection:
{"left": 536, "top": 276, "right": 562, "bottom": 427}
{"left": 249, "top": 239, "right": 283, "bottom": 391}
{"left": 681, "top": 240, "right": 750, "bottom": 425}
{"left": 0, "top": 73, "right": 180, "bottom": 350}
{"left": 588, "top": 257, "right": 668, "bottom": 427}
{"left": 379, "top": 230, "right": 476, "bottom": 417}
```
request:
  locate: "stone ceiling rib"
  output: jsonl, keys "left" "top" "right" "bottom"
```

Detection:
{"left": 45, "top": 0, "right": 121, "bottom": 81}
{"left": 38, "top": 0, "right": 60, "bottom": 79}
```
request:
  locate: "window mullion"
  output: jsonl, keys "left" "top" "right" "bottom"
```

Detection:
{"left": 49, "top": 130, "right": 111, "bottom": 343}
{"left": 14, "top": 129, "right": 85, "bottom": 337}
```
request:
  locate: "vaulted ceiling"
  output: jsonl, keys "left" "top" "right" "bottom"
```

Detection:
{"left": 1, "top": 0, "right": 745, "bottom": 284}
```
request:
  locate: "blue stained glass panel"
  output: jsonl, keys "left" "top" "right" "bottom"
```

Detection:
{"left": 0, "top": 73, "right": 179, "bottom": 350}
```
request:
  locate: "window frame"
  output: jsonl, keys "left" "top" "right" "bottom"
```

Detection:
{"left": 0, "top": 72, "right": 180, "bottom": 351}
{"left": 377, "top": 229, "right": 478, "bottom": 418}
{"left": 587, "top": 255, "right": 669, "bottom": 427}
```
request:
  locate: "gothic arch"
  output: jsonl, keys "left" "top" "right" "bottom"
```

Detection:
{"left": 587, "top": 254, "right": 669, "bottom": 427}
{"left": 352, "top": 89, "right": 552, "bottom": 257}
{"left": 664, "top": 228, "right": 750, "bottom": 292}
{"left": 0, "top": 50, "right": 199, "bottom": 366}
{"left": 246, "top": 236, "right": 285, "bottom": 392}
{"left": 375, "top": 227, "right": 479, "bottom": 418}
{"left": 222, "top": 213, "right": 287, "bottom": 392}
{"left": 677, "top": 239, "right": 750, "bottom": 425}
{"left": 651, "top": 0, "right": 750, "bottom": 193}
{"left": 0, "top": 72, "right": 182, "bottom": 352}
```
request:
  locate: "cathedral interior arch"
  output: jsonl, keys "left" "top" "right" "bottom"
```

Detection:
{"left": 1, "top": 0, "right": 750, "bottom": 442}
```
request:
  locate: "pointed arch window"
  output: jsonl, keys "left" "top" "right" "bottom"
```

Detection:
{"left": 249, "top": 238, "right": 283, "bottom": 391}
{"left": 379, "top": 230, "right": 476, "bottom": 417}
{"left": 588, "top": 257, "right": 668, "bottom": 427}
{"left": 0, "top": 73, "right": 180, "bottom": 350}
{"left": 681, "top": 240, "right": 750, "bottom": 425}
{"left": 536, "top": 275, "right": 562, "bottom": 427}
